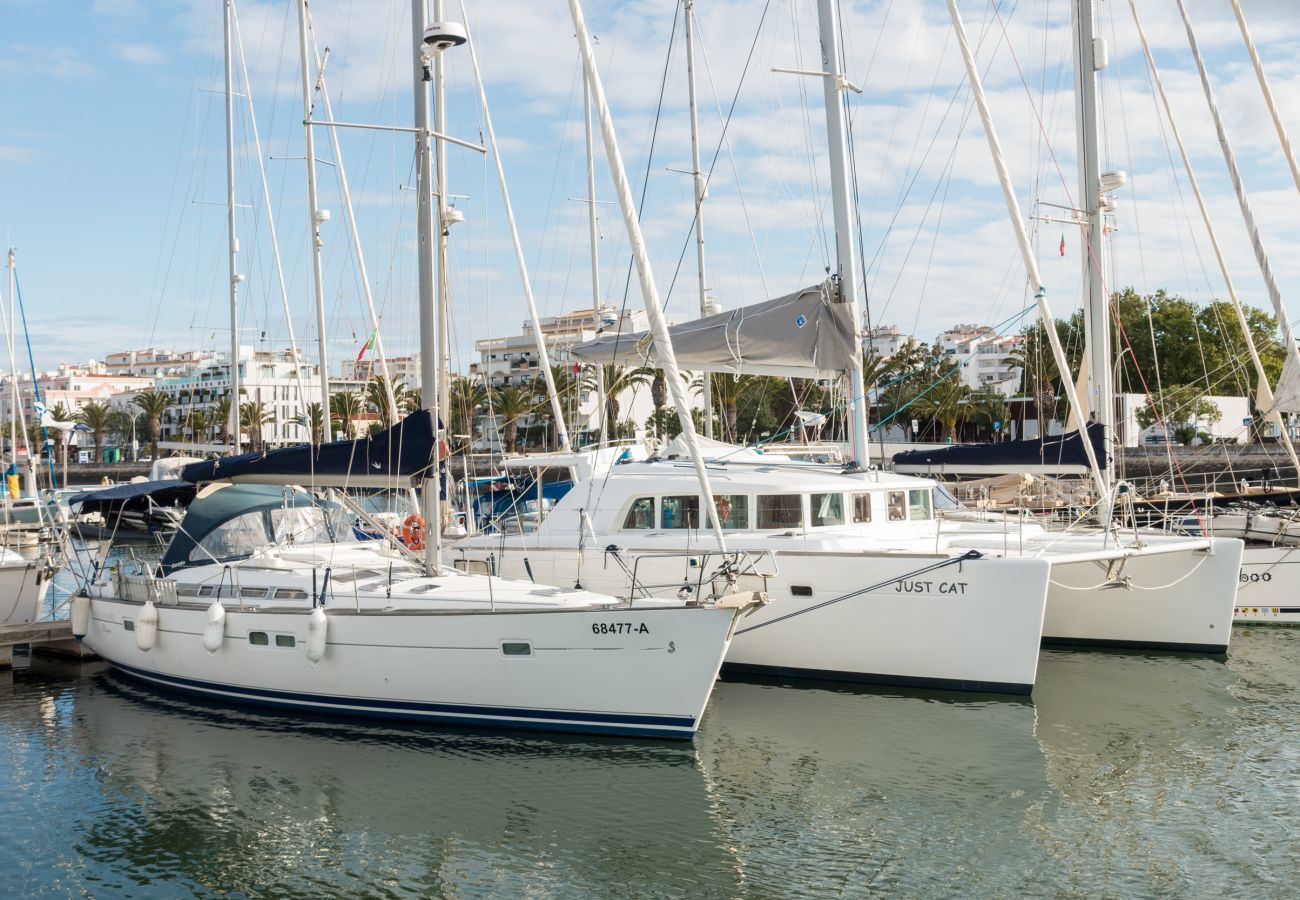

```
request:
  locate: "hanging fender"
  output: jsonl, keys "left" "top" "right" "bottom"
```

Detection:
{"left": 203, "top": 600, "right": 226, "bottom": 653}
{"left": 135, "top": 600, "right": 159, "bottom": 652}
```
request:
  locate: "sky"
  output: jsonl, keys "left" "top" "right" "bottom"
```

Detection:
{"left": 3, "top": 0, "right": 1300, "bottom": 385}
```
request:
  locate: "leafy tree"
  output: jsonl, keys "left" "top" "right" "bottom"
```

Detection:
{"left": 448, "top": 377, "right": 487, "bottom": 450}
{"left": 489, "top": 386, "right": 533, "bottom": 453}
{"left": 582, "top": 365, "right": 651, "bottom": 439}
{"left": 295, "top": 402, "right": 325, "bottom": 444}
{"left": 1135, "top": 385, "right": 1221, "bottom": 446}
{"left": 77, "top": 401, "right": 112, "bottom": 462}
{"left": 239, "top": 401, "right": 275, "bottom": 451}
{"left": 133, "top": 390, "right": 171, "bottom": 461}
{"left": 330, "top": 392, "right": 363, "bottom": 438}
{"left": 914, "top": 373, "right": 971, "bottom": 442}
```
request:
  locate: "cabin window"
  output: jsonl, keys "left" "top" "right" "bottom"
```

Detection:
{"left": 887, "top": 491, "right": 907, "bottom": 521}
{"left": 661, "top": 495, "right": 702, "bottom": 529}
{"left": 622, "top": 497, "right": 656, "bottom": 530}
{"left": 710, "top": 495, "right": 749, "bottom": 530}
{"left": 852, "top": 493, "right": 872, "bottom": 523}
{"left": 274, "top": 588, "right": 309, "bottom": 600}
{"left": 757, "top": 495, "right": 803, "bottom": 530}
{"left": 274, "top": 634, "right": 296, "bottom": 648}
{"left": 123, "top": 619, "right": 135, "bottom": 632}
{"left": 811, "top": 493, "right": 845, "bottom": 527}
{"left": 501, "top": 640, "right": 533, "bottom": 657}
{"left": 248, "top": 631, "right": 269, "bottom": 646}
{"left": 908, "top": 489, "right": 934, "bottom": 521}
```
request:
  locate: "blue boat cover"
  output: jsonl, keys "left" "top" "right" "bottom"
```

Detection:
{"left": 180, "top": 411, "right": 439, "bottom": 488}
{"left": 71, "top": 479, "right": 197, "bottom": 509}
{"left": 892, "top": 423, "right": 1107, "bottom": 474}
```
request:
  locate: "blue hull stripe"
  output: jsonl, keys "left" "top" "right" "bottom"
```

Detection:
{"left": 109, "top": 661, "right": 696, "bottom": 738}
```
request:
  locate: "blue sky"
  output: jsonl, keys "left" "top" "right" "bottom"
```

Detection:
{"left": 3, "top": 0, "right": 1300, "bottom": 384}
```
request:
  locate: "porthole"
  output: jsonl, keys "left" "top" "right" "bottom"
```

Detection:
{"left": 248, "top": 631, "right": 269, "bottom": 646}
{"left": 123, "top": 619, "right": 135, "bottom": 632}
{"left": 275, "top": 634, "right": 296, "bottom": 648}
{"left": 791, "top": 585, "right": 814, "bottom": 598}
{"left": 501, "top": 641, "right": 533, "bottom": 657}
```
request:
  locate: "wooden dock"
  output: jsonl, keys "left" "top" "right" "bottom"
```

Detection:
{"left": 0, "top": 620, "right": 97, "bottom": 667}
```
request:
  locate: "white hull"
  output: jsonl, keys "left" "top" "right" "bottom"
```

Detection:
{"left": 0, "top": 558, "right": 52, "bottom": 627}
{"left": 1234, "top": 544, "right": 1300, "bottom": 625}
{"left": 84, "top": 596, "right": 740, "bottom": 739}
{"left": 453, "top": 546, "right": 1050, "bottom": 694}
{"left": 1036, "top": 538, "right": 1242, "bottom": 651}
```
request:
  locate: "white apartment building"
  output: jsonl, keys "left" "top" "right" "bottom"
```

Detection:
{"left": 0, "top": 366, "right": 155, "bottom": 424}
{"left": 146, "top": 347, "right": 321, "bottom": 447}
{"left": 938, "top": 325, "right": 1023, "bottom": 397}
{"left": 102, "top": 348, "right": 219, "bottom": 378}
{"left": 473, "top": 306, "right": 658, "bottom": 446}
{"left": 340, "top": 354, "right": 422, "bottom": 389}
{"left": 864, "top": 324, "right": 916, "bottom": 360}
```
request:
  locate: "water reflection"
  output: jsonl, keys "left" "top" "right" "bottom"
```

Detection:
{"left": 59, "top": 674, "right": 740, "bottom": 898}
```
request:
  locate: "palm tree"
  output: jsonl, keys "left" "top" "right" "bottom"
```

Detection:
{"left": 489, "top": 386, "right": 533, "bottom": 452}
{"left": 448, "top": 377, "right": 487, "bottom": 450}
{"left": 915, "top": 374, "right": 971, "bottom": 442}
{"left": 77, "top": 400, "right": 112, "bottom": 463}
{"left": 969, "top": 387, "right": 1010, "bottom": 441}
{"left": 709, "top": 373, "right": 766, "bottom": 443}
{"left": 582, "top": 365, "right": 651, "bottom": 438}
{"left": 239, "top": 401, "right": 275, "bottom": 451}
{"left": 48, "top": 403, "right": 74, "bottom": 469}
{"left": 211, "top": 394, "right": 233, "bottom": 443}
{"left": 330, "top": 391, "right": 364, "bottom": 438}
{"left": 133, "top": 390, "right": 172, "bottom": 461}
{"left": 183, "top": 409, "right": 210, "bottom": 444}
{"left": 528, "top": 365, "right": 583, "bottom": 448}
{"left": 294, "top": 402, "right": 325, "bottom": 444}
{"left": 365, "top": 376, "right": 407, "bottom": 428}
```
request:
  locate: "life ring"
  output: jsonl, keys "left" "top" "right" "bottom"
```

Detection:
{"left": 402, "top": 514, "right": 427, "bottom": 551}
{"left": 714, "top": 496, "right": 731, "bottom": 522}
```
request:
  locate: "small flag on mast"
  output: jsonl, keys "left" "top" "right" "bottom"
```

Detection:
{"left": 1059, "top": 233, "right": 1066, "bottom": 257}
{"left": 356, "top": 328, "right": 376, "bottom": 362}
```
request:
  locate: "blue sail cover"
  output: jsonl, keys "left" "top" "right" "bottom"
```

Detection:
{"left": 181, "top": 411, "right": 439, "bottom": 488}
{"left": 892, "top": 423, "right": 1107, "bottom": 476}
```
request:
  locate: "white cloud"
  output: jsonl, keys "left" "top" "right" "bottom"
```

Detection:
{"left": 112, "top": 41, "right": 166, "bottom": 66}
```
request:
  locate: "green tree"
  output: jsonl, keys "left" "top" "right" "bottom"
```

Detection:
{"left": 240, "top": 401, "right": 275, "bottom": 451}
{"left": 489, "top": 386, "right": 533, "bottom": 453}
{"left": 1135, "top": 385, "right": 1222, "bottom": 446}
{"left": 583, "top": 365, "right": 651, "bottom": 439}
{"left": 133, "top": 390, "right": 172, "bottom": 461}
{"left": 915, "top": 373, "right": 971, "bottom": 442}
{"left": 295, "top": 402, "right": 325, "bottom": 444}
{"left": 77, "top": 400, "right": 113, "bottom": 462}
{"left": 330, "top": 391, "right": 363, "bottom": 438}
{"left": 448, "top": 377, "right": 487, "bottom": 450}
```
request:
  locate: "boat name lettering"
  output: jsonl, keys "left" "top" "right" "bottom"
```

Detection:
{"left": 592, "top": 622, "right": 650, "bottom": 635}
{"left": 1239, "top": 571, "right": 1272, "bottom": 583}
{"left": 895, "top": 580, "right": 967, "bottom": 595}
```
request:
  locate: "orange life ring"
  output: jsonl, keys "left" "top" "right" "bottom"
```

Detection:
{"left": 401, "top": 514, "right": 427, "bottom": 551}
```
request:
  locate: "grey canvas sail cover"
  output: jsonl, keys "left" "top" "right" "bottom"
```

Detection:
{"left": 568, "top": 282, "right": 857, "bottom": 377}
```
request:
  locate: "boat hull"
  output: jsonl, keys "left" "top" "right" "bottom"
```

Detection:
{"left": 0, "top": 559, "right": 52, "bottom": 627}
{"left": 1039, "top": 538, "right": 1242, "bottom": 652}
{"left": 84, "top": 598, "right": 738, "bottom": 739}
{"left": 454, "top": 547, "right": 1051, "bottom": 694}
{"left": 1233, "top": 545, "right": 1300, "bottom": 625}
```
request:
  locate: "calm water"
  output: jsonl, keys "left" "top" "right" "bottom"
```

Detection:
{"left": 0, "top": 625, "right": 1295, "bottom": 898}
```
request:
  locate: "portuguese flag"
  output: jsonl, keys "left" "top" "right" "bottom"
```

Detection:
{"left": 357, "top": 328, "right": 377, "bottom": 361}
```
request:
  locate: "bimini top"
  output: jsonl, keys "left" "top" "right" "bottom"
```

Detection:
{"left": 160, "top": 483, "right": 338, "bottom": 573}
{"left": 181, "top": 410, "right": 439, "bottom": 489}
{"left": 568, "top": 282, "right": 857, "bottom": 378}
{"left": 72, "top": 479, "right": 197, "bottom": 512}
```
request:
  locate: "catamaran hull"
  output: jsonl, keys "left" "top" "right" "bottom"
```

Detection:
{"left": 454, "top": 548, "right": 1051, "bottom": 694}
{"left": 1039, "top": 538, "right": 1242, "bottom": 651}
{"left": 1233, "top": 545, "right": 1300, "bottom": 625}
{"left": 84, "top": 598, "right": 738, "bottom": 739}
{"left": 0, "top": 559, "right": 51, "bottom": 627}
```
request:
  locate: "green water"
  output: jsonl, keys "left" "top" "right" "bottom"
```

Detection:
{"left": 0, "top": 626, "right": 1294, "bottom": 898}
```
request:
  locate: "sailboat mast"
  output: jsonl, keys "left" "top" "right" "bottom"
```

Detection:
{"left": 297, "top": 0, "right": 333, "bottom": 443}
{"left": 412, "top": 0, "right": 442, "bottom": 570}
{"left": 434, "top": 0, "right": 452, "bottom": 436}
{"left": 1071, "top": 0, "right": 1111, "bottom": 483}
{"left": 581, "top": 78, "right": 608, "bottom": 447}
{"left": 684, "top": 0, "right": 713, "bottom": 439}
{"left": 223, "top": 0, "right": 242, "bottom": 455}
{"left": 814, "top": 0, "right": 869, "bottom": 469}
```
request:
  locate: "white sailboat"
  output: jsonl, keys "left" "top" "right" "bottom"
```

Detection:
{"left": 76, "top": 0, "right": 761, "bottom": 739}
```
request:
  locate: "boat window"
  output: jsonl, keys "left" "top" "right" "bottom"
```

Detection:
{"left": 248, "top": 631, "right": 269, "bottom": 646}
{"left": 887, "top": 491, "right": 907, "bottom": 521}
{"left": 852, "top": 493, "right": 872, "bottom": 523}
{"left": 757, "top": 495, "right": 803, "bottom": 530}
{"left": 274, "top": 588, "right": 309, "bottom": 600}
{"left": 270, "top": 505, "right": 341, "bottom": 545}
{"left": 332, "top": 568, "right": 383, "bottom": 584}
{"left": 710, "top": 495, "right": 749, "bottom": 530}
{"left": 661, "top": 495, "right": 702, "bottom": 530}
{"left": 909, "top": 489, "right": 934, "bottom": 521}
{"left": 501, "top": 641, "right": 533, "bottom": 657}
{"left": 274, "top": 634, "right": 296, "bottom": 649}
{"left": 198, "top": 585, "right": 216, "bottom": 597}
{"left": 811, "top": 493, "right": 845, "bottom": 527}
{"left": 240, "top": 587, "right": 270, "bottom": 599}
{"left": 622, "top": 497, "right": 656, "bottom": 530}
{"left": 191, "top": 510, "right": 271, "bottom": 563}
{"left": 123, "top": 619, "right": 135, "bottom": 632}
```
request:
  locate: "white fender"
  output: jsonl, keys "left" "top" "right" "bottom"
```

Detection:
{"left": 71, "top": 594, "right": 91, "bottom": 641}
{"left": 306, "top": 607, "right": 327, "bottom": 663}
{"left": 202, "top": 601, "right": 226, "bottom": 653}
{"left": 135, "top": 600, "right": 158, "bottom": 652}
